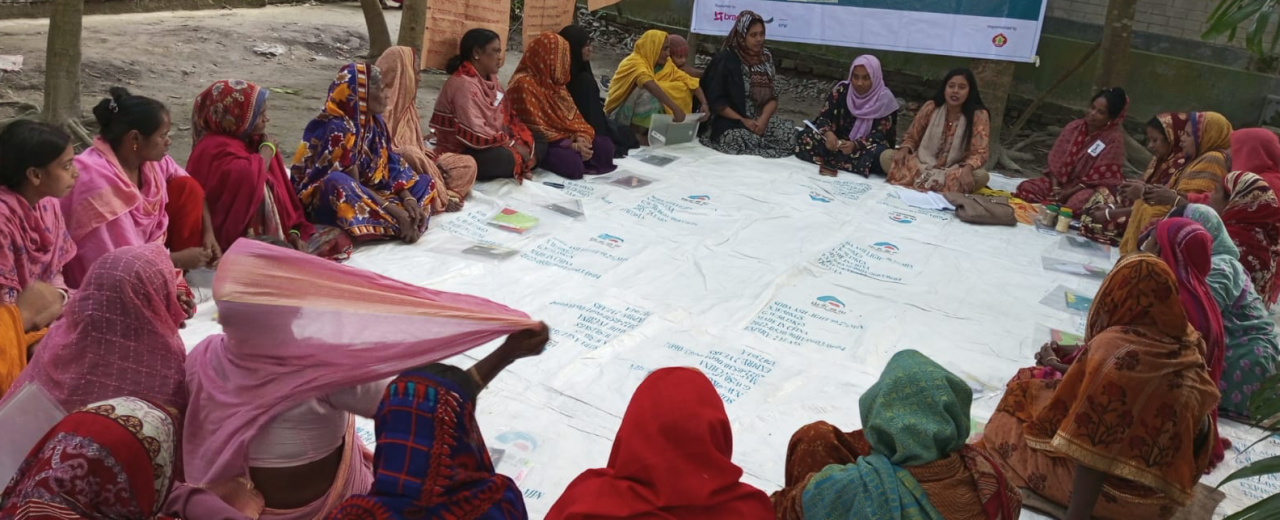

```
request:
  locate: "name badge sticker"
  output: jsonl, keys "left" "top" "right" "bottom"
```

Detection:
{"left": 1087, "top": 140, "right": 1105, "bottom": 157}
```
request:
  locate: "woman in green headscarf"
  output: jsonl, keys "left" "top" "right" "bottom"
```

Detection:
{"left": 1170, "top": 203, "right": 1279, "bottom": 418}
{"left": 772, "top": 350, "right": 1021, "bottom": 520}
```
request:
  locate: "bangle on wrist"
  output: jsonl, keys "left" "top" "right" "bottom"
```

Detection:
{"left": 467, "top": 366, "right": 485, "bottom": 388}
{"left": 288, "top": 229, "right": 301, "bottom": 237}
{"left": 1105, "top": 208, "right": 1112, "bottom": 221}
{"left": 258, "top": 142, "right": 277, "bottom": 156}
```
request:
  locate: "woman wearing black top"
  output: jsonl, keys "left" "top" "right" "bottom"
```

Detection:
{"left": 559, "top": 25, "right": 639, "bottom": 158}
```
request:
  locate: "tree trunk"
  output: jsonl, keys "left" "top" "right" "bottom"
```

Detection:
{"left": 43, "top": 0, "right": 83, "bottom": 127}
{"left": 970, "top": 58, "right": 1016, "bottom": 169}
{"left": 1093, "top": 0, "right": 1138, "bottom": 91}
{"left": 360, "top": 0, "right": 393, "bottom": 59}
{"left": 397, "top": 0, "right": 427, "bottom": 57}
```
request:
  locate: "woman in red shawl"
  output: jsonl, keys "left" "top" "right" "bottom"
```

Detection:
{"left": 188, "top": 80, "right": 351, "bottom": 259}
{"left": 1015, "top": 88, "right": 1128, "bottom": 212}
{"left": 1079, "top": 112, "right": 1190, "bottom": 245}
{"left": 1207, "top": 170, "right": 1280, "bottom": 308}
{"left": 545, "top": 367, "right": 773, "bottom": 520}
{"left": 1232, "top": 128, "right": 1280, "bottom": 191}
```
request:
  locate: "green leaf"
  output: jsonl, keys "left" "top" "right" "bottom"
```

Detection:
{"left": 1248, "top": 372, "right": 1280, "bottom": 424}
{"left": 1204, "top": 0, "right": 1269, "bottom": 40}
{"left": 1224, "top": 493, "right": 1280, "bottom": 520}
{"left": 268, "top": 87, "right": 302, "bottom": 95}
{"left": 1217, "top": 454, "right": 1280, "bottom": 488}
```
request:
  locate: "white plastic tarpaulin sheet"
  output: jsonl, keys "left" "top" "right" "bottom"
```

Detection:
{"left": 180, "top": 143, "right": 1275, "bottom": 518}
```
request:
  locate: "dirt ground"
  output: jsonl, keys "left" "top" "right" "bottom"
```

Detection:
{"left": 0, "top": 3, "right": 824, "bottom": 166}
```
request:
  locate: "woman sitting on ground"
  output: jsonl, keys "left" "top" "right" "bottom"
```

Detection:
{"left": 773, "top": 349, "right": 1021, "bottom": 520}
{"left": 546, "top": 367, "right": 773, "bottom": 519}
{"left": 431, "top": 29, "right": 538, "bottom": 182}
{"left": 0, "top": 244, "right": 192, "bottom": 413}
{"left": 699, "top": 11, "right": 797, "bottom": 158}
{"left": 1233, "top": 127, "right": 1280, "bottom": 191}
{"left": 1164, "top": 205, "right": 1279, "bottom": 418}
{"left": 1118, "top": 111, "right": 1233, "bottom": 253}
{"left": 794, "top": 55, "right": 899, "bottom": 177}
{"left": 188, "top": 80, "right": 351, "bottom": 259}
{"left": 0, "top": 120, "right": 77, "bottom": 305}
{"left": 292, "top": 63, "right": 433, "bottom": 244}
{"left": 62, "top": 87, "right": 220, "bottom": 286}
{"left": 1208, "top": 171, "right": 1280, "bottom": 307}
{"left": 655, "top": 34, "right": 709, "bottom": 119}
{"left": 182, "top": 239, "right": 546, "bottom": 519}
{"left": 326, "top": 363, "right": 538, "bottom": 518}
{"left": 886, "top": 68, "right": 990, "bottom": 193}
{"left": 1079, "top": 112, "right": 1189, "bottom": 245}
{"left": 559, "top": 25, "right": 638, "bottom": 157}
{"left": 508, "top": 32, "right": 617, "bottom": 180}
{"left": 376, "top": 46, "right": 478, "bottom": 212}
{"left": 0, "top": 281, "right": 62, "bottom": 396}
{"left": 1014, "top": 88, "right": 1128, "bottom": 212}
{"left": 981, "top": 254, "right": 1220, "bottom": 520}
{"left": 605, "top": 29, "right": 687, "bottom": 146}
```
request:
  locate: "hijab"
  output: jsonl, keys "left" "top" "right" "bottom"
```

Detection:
{"left": 667, "top": 34, "right": 689, "bottom": 58}
{"left": 1220, "top": 170, "right": 1280, "bottom": 306}
{"left": 546, "top": 367, "right": 773, "bottom": 520}
{"left": 560, "top": 25, "right": 593, "bottom": 78}
{"left": 1231, "top": 127, "right": 1280, "bottom": 189}
{"left": 507, "top": 33, "right": 595, "bottom": 142}
{"left": 841, "top": 55, "right": 898, "bottom": 141}
{"left": 724, "top": 10, "right": 768, "bottom": 66}
{"left": 1143, "top": 112, "right": 1190, "bottom": 186}
{"left": 604, "top": 29, "right": 666, "bottom": 114}
{"left": 0, "top": 186, "right": 75, "bottom": 304}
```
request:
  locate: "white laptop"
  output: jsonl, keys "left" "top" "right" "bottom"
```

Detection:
{"left": 648, "top": 112, "right": 705, "bottom": 148}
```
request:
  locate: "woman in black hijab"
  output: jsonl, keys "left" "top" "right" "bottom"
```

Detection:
{"left": 559, "top": 25, "right": 638, "bottom": 157}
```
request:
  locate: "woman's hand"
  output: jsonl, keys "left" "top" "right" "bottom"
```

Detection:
{"left": 398, "top": 191, "right": 425, "bottom": 231}
{"left": 742, "top": 118, "right": 760, "bottom": 134}
{"left": 496, "top": 322, "right": 550, "bottom": 361}
{"left": 201, "top": 232, "right": 222, "bottom": 268}
{"left": 837, "top": 140, "right": 855, "bottom": 155}
{"left": 1143, "top": 186, "right": 1180, "bottom": 207}
{"left": 16, "top": 281, "right": 64, "bottom": 332}
{"left": 288, "top": 232, "right": 307, "bottom": 252}
{"left": 572, "top": 137, "right": 594, "bottom": 161}
{"left": 1089, "top": 205, "right": 1110, "bottom": 223}
{"left": 172, "top": 247, "right": 213, "bottom": 271}
{"left": 382, "top": 203, "right": 421, "bottom": 243}
{"left": 177, "top": 292, "right": 197, "bottom": 320}
{"left": 1119, "top": 180, "right": 1145, "bottom": 201}
{"left": 954, "top": 165, "right": 976, "bottom": 192}
{"left": 752, "top": 114, "right": 769, "bottom": 136}
{"left": 672, "top": 107, "right": 687, "bottom": 123}
{"left": 823, "top": 132, "right": 839, "bottom": 152}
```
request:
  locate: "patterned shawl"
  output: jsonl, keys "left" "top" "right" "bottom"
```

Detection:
{"left": 802, "top": 350, "right": 1018, "bottom": 520}
{"left": 291, "top": 63, "right": 423, "bottom": 209}
{"left": 0, "top": 397, "right": 178, "bottom": 519}
{"left": 546, "top": 368, "right": 773, "bottom": 519}
{"left": 1045, "top": 99, "right": 1128, "bottom": 189}
{"left": 725, "top": 11, "right": 776, "bottom": 107}
{"left": 0, "top": 186, "right": 75, "bottom": 304}
{"left": 0, "top": 244, "right": 188, "bottom": 415}
{"left": 1023, "top": 254, "right": 1219, "bottom": 505}
{"left": 604, "top": 30, "right": 666, "bottom": 114}
{"left": 1221, "top": 171, "right": 1280, "bottom": 307}
{"left": 376, "top": 46, "right": 452, "bottom": 214}
{"left": 508, "top": 32, "right": 595, "bottom": 142}
{"left": 326, "top": 367, "right": 526, "bottom": 519}
{"left": 1143, "top": 112, "right": 1190, "bottom": 186}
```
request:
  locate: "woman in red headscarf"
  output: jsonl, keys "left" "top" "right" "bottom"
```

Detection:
{"left": 545, "top": 367, "right": 773, "bottom": 520}
{"left": 1232, "top": 128, "right": 1280, "bottom": 191}
{"left": 187, "top": 79, "right": 350, "bottom": 259}
{"left": 1208, "top": 171, "right": 1280, "bottom": 307}
{"left": 1015, "top": 88, "right": 1128, "bottom": 212}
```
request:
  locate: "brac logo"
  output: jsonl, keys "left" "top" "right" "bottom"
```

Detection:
{"left": 713, "top": 11, "right": 738, "bottom": 22}
{"left": 809, "top": 191, "right": 833, "bottom": 203}
{"left": 888, "top": 211, "right": 917, "bottom": 224}
{"left": 811, "top": 295, "right": 849, "bottom": 315}
{"left": 686, "top": 194, "right": 712, "bottom": 206}
{"left": 870, "top": 241, "right": 899, "bottom": 254}
{"left": 590, "top": 233, "right": 625, "bottom": 249}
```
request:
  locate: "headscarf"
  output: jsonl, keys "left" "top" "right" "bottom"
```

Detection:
{"left": 800, "top": 350, "right": 982, "bottom": 520}
{"left": 326, "top": 367, "right": 526, "bottom": 519}
{"left": 1043, "top": 90, "right": 1128, "bottom": 189}
{"left": 188, "top": 79, "right": 316, "bottom": 251}
{"left": 508, "top": 33, "right": 595, "bottom": 143}
{"left": 560, "top": 25, "right": 593, "bottom": 78}
{"left": 0, "top": 186, "right": 75, "bottom": 304}
{"left": 291, "top": 63, "right": 422, "bottom": 208}
{"left": 723, "top": 11, "right": 776, "bottom": 107}
{"left": 0, "top": 244, "right": 187, "bottom": 414}
{"left": 0, "top": 397, "right": 179, "bottom": 519}
{"left": 841, "top": 55, "right": 899, "bottom": 141}
{"left": 183, "top": 239, "right": 538, "bottom": 493}
{"left": 666, "top": 34, "right": 689, "bottom": 58}
{"left": 545, "top": 367, "right": 773, "bottom": 520}
{"left": 376, "top": 46, "right": 454, "bottom": 214}
{"left": 1220, "top": 171, "right": 1280, "bottom": 306}
{"left": 1142, "top": 112, "right": 1190, "bottom": 186}
{"left": 1153, "top": 218, "right": 1226, "bottom": 389}
{"left": 1232, "top": 127, "right": 1280, "bottom": 190}
{"left": 604, "top": 29, "right": 667, "bottom": 114}
{"left": 1025, "top": 254, "right": 1220, "bottom": 504}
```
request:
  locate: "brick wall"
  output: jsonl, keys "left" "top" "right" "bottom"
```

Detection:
{"left": 1047, "top": 0, "right": 1274, "bottom": 49}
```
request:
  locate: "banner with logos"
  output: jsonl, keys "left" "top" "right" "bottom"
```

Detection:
{"left": 690, "top": 0, "right": 1048, "bottom": 62}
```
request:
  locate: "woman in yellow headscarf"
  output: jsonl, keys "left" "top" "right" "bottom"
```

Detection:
{"left": 605, "top": 29, "right": 688, "bottom": 145}
{"left": 654, "top": 34, "right": 708, "bottom": 116}
{"left": 1119, "top": 111, "right": 1233, "bottom": 253}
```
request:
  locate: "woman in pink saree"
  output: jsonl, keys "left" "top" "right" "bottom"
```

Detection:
{"left": 182, "top": 240, "right": 547, "bottom": 519}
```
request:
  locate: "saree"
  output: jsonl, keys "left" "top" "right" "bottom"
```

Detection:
{"left": 0, "top": 397, "right": 177, "bottom": 519}
{"left": 376, "top": 46, "right": 477, "bottom": 213}
{"left": 1080, "top": 112, "right": 1190, "bottom": 245}
{"left": 604, "top": 29, "right": 666, "bottom": 116}
{"left": 0, "top": 305, "right": 46, "bottom": 397}
{"left": 1120, "top": 111, "right": 1233, "bottom": 253}
{"left": 0, "top": 187, "right": 75, "bottom": 304}
{"left": 1014, "top": 109, "right": 1127, "bottom": 211}
{"left": 1220, "top": 171, "right": 1280, "bottom": 307}
{"left": 182, "top": 240, "right": 539, "bottom": 512}
{"left": 508, "top": 33, "right": 595, "bottom": 143}
{"left": 773, "top": 350, "right": 1020, "bottom": 520}
{"left": 654, "top": 35, "right": 700, "bottom": 114}
{"left": 61, "top": 139, "right": 188, "bottom": 288}
{"left": 291, "top": 63, "right": 433, "bottom": 239}
{"left": 1178, "top": 204, "right": 1280, "bottom": 418}
{"left": 1231, "top": 127, "right": 1280, "bottom": 191}
{"left": 560, "top": 25, "right": 637, "bottom": 157}
{"left": 430, "top": 61, "right": 536, "bottom": 179}
{"left": 327, "top": 366, "right": 527, "bottom": 519}
{"left": 188, "top": 79, "right": 323, "bottom": 253}
{"left": 887, "top": 101, "right": 991, "bottom": 192}
{"left": 981, "top": 254, "right": 1220, "bottom": 520}
{"left": 546, "top": 368, "right": 773, "bottom": 520}
{"left": 0, "top": 244, "right": 188, "bottom": 415}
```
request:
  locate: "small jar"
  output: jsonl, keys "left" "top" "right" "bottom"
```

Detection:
{"left": 1055, "top": 208, "right": 1074, "bottom": 233}
{"left": 1039, "top": 204, "right": 1060, "bottom": 227}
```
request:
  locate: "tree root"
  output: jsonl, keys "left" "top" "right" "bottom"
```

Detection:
{"left": 994, "top": 148, "right": 1024, "bottom": 172}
